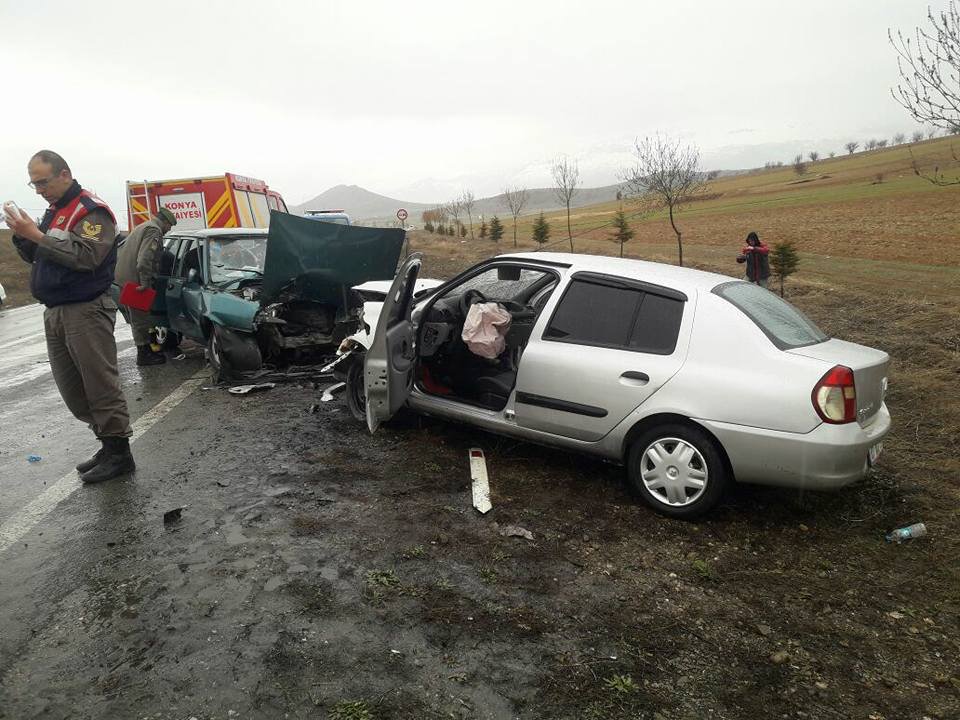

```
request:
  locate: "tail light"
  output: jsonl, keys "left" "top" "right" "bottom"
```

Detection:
{"left": 812, "top": 365, "right": 856, "bottom": 424}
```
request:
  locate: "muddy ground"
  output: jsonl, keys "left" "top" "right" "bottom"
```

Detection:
{"left": 1, "top": 240, "right": 958, "bottom": 720}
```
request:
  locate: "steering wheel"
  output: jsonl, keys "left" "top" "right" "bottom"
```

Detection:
{"left": 459, "top": 288, "right": 487, "bottom": 317}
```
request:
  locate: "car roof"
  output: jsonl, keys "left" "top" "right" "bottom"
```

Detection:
{"left": 495, "top": 251, "right": 737, "bottom": 293}
{"left": 168, "top": 228, "right": 269, "bottom": 238}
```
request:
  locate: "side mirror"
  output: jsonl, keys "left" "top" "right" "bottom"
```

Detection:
{"left": 187, "top": 268, "right": 199, "bottom": 285}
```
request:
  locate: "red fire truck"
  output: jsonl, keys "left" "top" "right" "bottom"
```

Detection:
{"left": 125, "top": 173, "right": 288, "bottom": 230}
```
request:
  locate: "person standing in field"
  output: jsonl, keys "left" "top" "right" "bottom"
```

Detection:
{"left": 7, "top": 149, "right": 135, "bottom": 484}
{"left": 115, "top": 207, "right": 177, "bottom": 366}
{"left": 736, "top": 231, "right": 770, "bottom": 288}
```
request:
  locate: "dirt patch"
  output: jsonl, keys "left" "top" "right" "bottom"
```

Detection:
{"left": 0, "top": 229, "right": 32, "bottom": 308}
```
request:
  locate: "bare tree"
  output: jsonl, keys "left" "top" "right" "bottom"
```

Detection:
{"left": 808, "top": 151, "right": 820, "bottom": 162}
{"left": 865, "top": 139, "right": 878, "bottom": 150}
{"left": 912, "top": 130, "right": 926, "bottom": 143}
{"left": 621, "top": 134, "right": 705, "bottom": 267}
{"left": 501, "top": 186, "right": 529, "bottom": 248}
{"left": 909, "top": 143, "right": 960, "bottom": 185}
{"left": 877, "top": 139, "right": 889, "bottom": 148}
{"left": 460, "top": 190, "right": 476, "bottom": 241}
{"left": 445, "top": 198, "right": 463, "bottom": 235}
{"left": 928, "top": 127, "right": 939, "bottom": 139}
{"left": 845, "top": 141, "right": 860, "bottom": 154}
{"left": 893, "top": 132, "right": 907, "bottom": 144}
{"left": 793, "top": 154, "right": 808, "bottom": 175}
{"left": 829, "top": 151, "right": 836, "bottom": 158}
{"left": 890, "top": 2, "right": 960, "bottom": 132}
{"left": 551, "top": 156, "right": 580, "bottom": 251}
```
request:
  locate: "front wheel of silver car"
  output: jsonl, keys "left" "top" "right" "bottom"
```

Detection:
{"left": 627, "top": 423, "right": 728, "bottom": 519}
{"left": 345, "top": 360, "right": 367, "bottom": 423}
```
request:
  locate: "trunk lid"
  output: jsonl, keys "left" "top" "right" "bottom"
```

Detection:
{"left": 788, "top": 339, "right": 890, "bottom": 427}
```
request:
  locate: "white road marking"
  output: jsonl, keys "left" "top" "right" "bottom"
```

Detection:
{"left": 0, "top": 370, "right": 208, "bottom": 556}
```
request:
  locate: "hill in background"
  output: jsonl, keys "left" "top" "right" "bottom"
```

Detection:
{"left": 290, "top": 183, "right": 624, "bottom": 225}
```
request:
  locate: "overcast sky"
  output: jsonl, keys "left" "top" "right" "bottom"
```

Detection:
{"left": 0, "top": 0, "right": 945, "bottom": 221}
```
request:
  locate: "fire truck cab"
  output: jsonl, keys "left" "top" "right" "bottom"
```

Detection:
{"left": 126, "top": 173, "right": 288, "bottom": 231}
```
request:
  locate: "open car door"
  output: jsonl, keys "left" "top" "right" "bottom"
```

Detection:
{"left": 364, "top": 254, "right": 422, "bottom": 433}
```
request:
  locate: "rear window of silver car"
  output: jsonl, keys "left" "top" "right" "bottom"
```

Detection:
{"left": 714, "top": 281, "right": 828, "bottom": 350}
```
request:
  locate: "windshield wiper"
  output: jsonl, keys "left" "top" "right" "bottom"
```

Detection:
{"left": 219, "top": 266, "right": 263, "bottom": 276}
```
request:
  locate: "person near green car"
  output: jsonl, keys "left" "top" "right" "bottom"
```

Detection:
{"left": 7, "top": 149, "right": 135, "bottom": 484}
{"left": 115, "top": 207, "right": 177, "bottom": 365}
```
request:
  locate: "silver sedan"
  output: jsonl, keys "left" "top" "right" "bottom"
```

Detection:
{"left": 339, "top": 252, "right": 890, "bottom": 518}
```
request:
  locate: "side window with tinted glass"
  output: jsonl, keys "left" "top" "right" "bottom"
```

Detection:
{"left": 628, "top": 293, "right": 684, "bottom": 354}
{"left": 545, "top": 278, "right": 684, "bottom": 354}
{"left": 544, "top": 279, "right": 642, "bottom": 347}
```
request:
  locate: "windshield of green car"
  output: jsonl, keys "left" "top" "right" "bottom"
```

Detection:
{"left": 208, "top": 236, "right": 268, "bottom": 284}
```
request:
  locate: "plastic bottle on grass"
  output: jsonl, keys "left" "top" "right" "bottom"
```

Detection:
{"left": 885, "top": 523, "right": 927, "bottom": 543}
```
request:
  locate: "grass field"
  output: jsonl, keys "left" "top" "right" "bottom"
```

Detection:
{"left": 450, "top": 135, "right": 960, "bottom": 268}
{"left": 0, "top": 229, "right": 30, "bottom": 308}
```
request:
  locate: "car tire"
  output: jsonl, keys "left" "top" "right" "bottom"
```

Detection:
{"left": 345, "top": 360, "right": 367, "bottom": 423}
{"left": 207, "top": 327, "right": 233, "bottom": 384}
{"left": 626, "top": 423, "right": 728, "bottom": 519}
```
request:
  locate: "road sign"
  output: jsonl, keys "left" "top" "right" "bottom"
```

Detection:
{"left": 396, "top": 208, "right": 408, "bottom": 221}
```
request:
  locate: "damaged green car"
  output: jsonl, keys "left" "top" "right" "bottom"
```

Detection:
{"left": 121, "top": 211, "right": 405, "bottom": 381}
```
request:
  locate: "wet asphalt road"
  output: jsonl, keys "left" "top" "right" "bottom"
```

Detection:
{"left": 0, "top": 302, "right": 210, "bottom": 712}
{"left": 0, "top": 303, "right": 198, "bottom": 524}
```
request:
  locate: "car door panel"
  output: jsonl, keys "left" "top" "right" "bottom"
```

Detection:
{"left": 514, "top": 275, "right": 695, "bottom": 442}
{"left": 364, "top": 254, "right": 422, "bottom": 432}
{"left": 514, "top": 342, "right": 685, "bottom": 441}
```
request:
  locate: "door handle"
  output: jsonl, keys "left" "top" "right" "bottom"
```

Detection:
{"left": 619, "top": 371, "right": 649, "bottom": 386}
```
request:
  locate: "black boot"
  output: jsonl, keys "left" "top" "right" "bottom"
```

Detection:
{"left": 80, "top": 437, "right": 136, "bottom": 484}
{"left": 137, "top": 345, "right": 166, "bottom": 366}
{"left": 76, "top": 440, "right": 107, "bottom": 473}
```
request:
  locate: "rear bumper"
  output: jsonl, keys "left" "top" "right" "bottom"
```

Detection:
{"left": 698, "top": 404, "right": 891, "bottom": 491}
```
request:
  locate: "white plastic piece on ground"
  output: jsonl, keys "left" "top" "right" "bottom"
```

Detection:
{"left": 228, "top": 382, "right": 276, "bottom": 395}
{"left": 321, "top": 382, "right": 346, "bottom": 402}
{"left": 498, "top": 524, "right": 534, "bottom": 541}
{"left": 461, "top": 303, "right": 512, "bottom": 359}
{"left": 469, "top": 448, "right": 492, "bottom": 514}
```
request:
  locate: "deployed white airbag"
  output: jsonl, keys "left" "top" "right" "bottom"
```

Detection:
{"left": 461, "top": 302, "right": 512, "bottom": 359}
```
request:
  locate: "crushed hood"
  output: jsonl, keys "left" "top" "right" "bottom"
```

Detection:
{"left": 261, "top": 211, "right": 406, "bottom": 305}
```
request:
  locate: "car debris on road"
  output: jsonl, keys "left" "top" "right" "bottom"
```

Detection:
{"left": 469, "top": 448, "right": 492, "bottom": 514}
{"left": 496, "top": 524, "right": 535, "bottom": 541}
{"left": 228, "top": 383, "right": 276, "bottom": 395}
